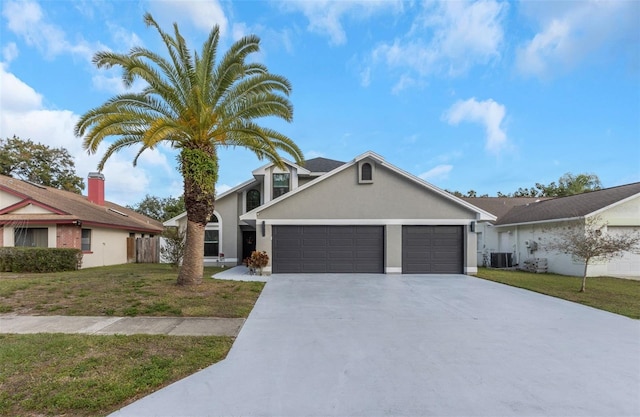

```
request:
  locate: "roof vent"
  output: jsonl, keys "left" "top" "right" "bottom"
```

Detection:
{"left": 108, "top": 208, "right": 128, "bottom": 217}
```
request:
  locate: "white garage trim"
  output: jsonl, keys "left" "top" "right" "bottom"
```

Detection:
{"left": 263, "top": 219, "right": 474, "bottom": 226}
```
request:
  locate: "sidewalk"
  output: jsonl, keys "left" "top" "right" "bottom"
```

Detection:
{"left": 0, "top": 315, "right": 244, "bottom": 336}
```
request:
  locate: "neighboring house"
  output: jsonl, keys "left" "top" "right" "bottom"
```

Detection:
{"left": 0, "top": 173, "right": 163, "bottom": 268}
{"left": 461, "top": 197, "right": 551, "bottom": 267}
{"left": 466, "top": 183, "right": 640, "bottom": 277}
{"left": 165, "top": 151, "right": 495, "bottom": 274}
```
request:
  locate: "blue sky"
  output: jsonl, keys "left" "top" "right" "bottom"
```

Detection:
{"left": 1, "top": 0, "right": 638, "bottom": 206}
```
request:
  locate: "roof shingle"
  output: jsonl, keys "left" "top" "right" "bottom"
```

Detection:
{"left": 0, "top": 175, "right": 163, "bottom": 233}
{"left": 495, "top": 182, "right": 640, "bottom": 226}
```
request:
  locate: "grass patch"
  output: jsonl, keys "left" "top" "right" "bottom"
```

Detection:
{"left": 0, "top": 333, "right": 232, "bottom": 417}
{"left": 0, "top": 264, "right": 264, "bottom": 317}
{"left": 475, "top": 268, "right": 640, "bottom": 319}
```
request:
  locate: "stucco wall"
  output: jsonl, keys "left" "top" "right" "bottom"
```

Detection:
{"left": 599, "top": 196, "right": 640, "bottom": 226}
{"left": 254, "top": 161, "right": 480, "bottom": 275}
{"left": 0, "top": 190, "right": 22, "bottom": 209}
{"left": 81, "top": 228, "right": 130, "bottom": 268}
{"left": 257, "top": 163, "right": 475, "bottom": 220}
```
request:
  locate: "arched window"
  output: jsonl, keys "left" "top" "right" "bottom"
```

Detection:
{"left": 246, "top": 189, "right": 261, "bottom": 212}
{"left": 361, "top": 163, "right": 372, "bottom": 181}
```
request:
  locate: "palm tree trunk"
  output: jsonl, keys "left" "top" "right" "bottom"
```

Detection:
{"left": 178, "top": 219, "right": 205, "bottom": 285}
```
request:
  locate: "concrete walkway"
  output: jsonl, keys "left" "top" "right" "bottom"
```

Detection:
{"left": 0, "top": 315, "right": 244, "bottom": 336}
{"left": 110, "top": 274, "right": 640, "bottom": 417}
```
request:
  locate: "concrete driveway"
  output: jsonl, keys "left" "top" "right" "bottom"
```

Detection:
{"left": 111, "top": 274, "right": 640, "bottom": 416}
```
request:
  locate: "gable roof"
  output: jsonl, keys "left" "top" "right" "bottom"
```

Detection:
{"left": 0, "top": 175, "right": 163, "bottom": 233}
{"left": 302, "top": 157, "right": 345, "bottom": 173}
{"left": 495, "top": 182, "right": 640, "bottom": 226}
{"left": 241, "top": 151, "right": 496, "bottom": 221}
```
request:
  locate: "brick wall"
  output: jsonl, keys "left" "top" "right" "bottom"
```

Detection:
{"left": 56, "top": 224, "right": 81, "bottom": 249}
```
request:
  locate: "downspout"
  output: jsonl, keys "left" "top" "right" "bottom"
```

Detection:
{"left": 514, "top": 226, "right": 519, "bottom": 267}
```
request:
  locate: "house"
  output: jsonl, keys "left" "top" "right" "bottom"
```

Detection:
{"left": 0, "top": 173, "right": 163, "bottom": 268}
{"left": 165, "top": 151, "right": 496, "bottom": 274}
{"left": 466, "top": 183, "right": 640, "bottom": 277}
{"left": 461, "top": 197, "right": 551, "bottom": 267}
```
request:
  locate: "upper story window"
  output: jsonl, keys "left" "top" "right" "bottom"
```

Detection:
{"left": 246, "top": 189, "right": 261, "bottom": 212}
{"left": 14, "top": 227, "right": 48, "bottom": 247}
{"left": 361, "top": 163, "right": 372, "bottom": 181}
{"left": 273, "top": 173, "right": 290, "bottom": 198}
{"left": 81, "top": 229, "right": 92, "bottom": 252}
{"left": 358, "top": 161, "right": 374, "bottom": 184}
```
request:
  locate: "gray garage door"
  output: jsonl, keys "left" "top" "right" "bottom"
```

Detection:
{"left": 272, "top": 226, "right": 384, "bottom": 273}
{"left": 402, "top": 226, "right": 463, "bottom": 274}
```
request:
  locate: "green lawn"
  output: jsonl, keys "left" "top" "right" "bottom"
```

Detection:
{"left": 475, "top": 268, "right": 640, "bottom": 319}
{"left": 0, "top": 333, "right": 231, "bottom": 417}
{"left": 0, "top": 263, "right": 263, "bottom": 317}
{"left": 0, "top": 263, "right": 264, "bottom": 416}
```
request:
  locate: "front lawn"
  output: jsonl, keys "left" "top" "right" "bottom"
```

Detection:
{"left": 0, "top": 264, "right": 263, "bottom": 317}
{"left": 0, "top": 333, "right": 231, "bottom": 417}
{"left": 475, "top": 268, "right": 640, "bottom": 319}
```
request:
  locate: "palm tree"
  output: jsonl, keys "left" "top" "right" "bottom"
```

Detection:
{"left": 75, "top": 13, "right": 303, "bottom": 285}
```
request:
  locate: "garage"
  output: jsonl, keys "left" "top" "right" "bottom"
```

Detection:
{"left": 272, "top": 225, "right": 384, "bottom": 273}
{"left": 402, "top": 226, "right": 464, "bottom": 274}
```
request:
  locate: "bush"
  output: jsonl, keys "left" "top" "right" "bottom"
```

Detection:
{"left": 0, "top": 247, "right": 82, "bottom": 272}
{"left": 160, "top": 227, "right": 185, "bottom": 268}
{"left": 245, "top": 251, "right": 269, "bottom": 275}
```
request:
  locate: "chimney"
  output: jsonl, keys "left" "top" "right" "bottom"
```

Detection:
{"left": 87, "top": 172, "right": 105, "bottom": 206}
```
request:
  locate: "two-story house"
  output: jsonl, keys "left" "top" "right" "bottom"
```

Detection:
{"left": 165, "top": 151, "right": 495, "bottom": 275}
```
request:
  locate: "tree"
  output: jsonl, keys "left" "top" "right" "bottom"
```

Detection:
{"left": 0, "top": 136, "right": 84, "bottom": 193}
{"left": 75, "top": 13, "right": 303, "bottom": 286}
{"left": 496, "top": 173, "right": 603, "bottom": 198}
{"left": 555, "top": 173, "right": 602, "bottom": 197}
{"left": 127, "top": 194, "right": 185, "bottom": 222}
{"left": 161, "top": 226, "right": 186, "bottom": 268}
{"left": 544, "top": 217, "right": 640, "bottom": 292}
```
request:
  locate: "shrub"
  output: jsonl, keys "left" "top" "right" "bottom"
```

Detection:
{"left": 160, "top": 227, "right": 185, "bottom": 268}
{"left": 246, "top": 251, "right": 269, "bottom": 275}
{"left": 0, "top": 247, "right": 82, "bottom": 272}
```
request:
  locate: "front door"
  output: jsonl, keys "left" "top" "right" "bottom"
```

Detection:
{"left": 242, "top": 231, "right": 256, "bottom": 263}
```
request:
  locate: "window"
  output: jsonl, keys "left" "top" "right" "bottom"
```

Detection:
{"left": 81, "top": 229, "right": 91, "bottom": 252}
{"left": 14, "top": 228, "right": 48, "bottom": 247}
{"left": 246, "top": 189, "right": 261, "bottom": 212}
{"left": 273, "top": 173, "right": 290, "bottom": 198}
{"left": 359, "top": 161, "right": 374, "bottom": 184}
{"left": 204, "top": 230, "right": 219, "bottom": 257}
{"left": 361, "top": 163, "right": 372, "bottom": 181}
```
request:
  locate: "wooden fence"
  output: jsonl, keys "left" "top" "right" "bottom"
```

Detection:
{"left": 126, "top": 237, "right": 160, "bottom": 263}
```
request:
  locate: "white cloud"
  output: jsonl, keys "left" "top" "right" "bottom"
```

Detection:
{"left": 281, "top": 1, "right": 404, "bottom": 45}
{"left": 444, "top": 97, "right": 508, "bottom": 154}
{"left": 0, "top": 65, "right": 177, "bottom": 205}
{"left": 516, "top": 1, "right": 639, "bottom": 78}
{"left": 370, "top": 0, "right": 507, "bottom": 90}
{"left": 148, "top": 0, "right": 228, "bottom": 35}
{"left": 108, "top": 24, "right": 144, "bottom": 51}
{"left": 0, "top": 63, "right": 42, "bottom": 111}
{"left": 2, "top": 42, "right": 18, "bottom": 63}
{"left": 2, "top": 0, "right": 101, "bottom": 62}
{"left": 419, "top": 164, "right": 453, "bottom": 181}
